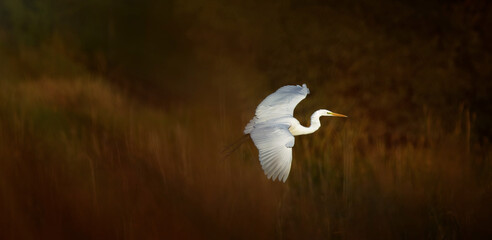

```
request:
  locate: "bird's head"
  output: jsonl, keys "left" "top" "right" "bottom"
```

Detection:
{"left": 318, "top": 109, "right": 347, "bottom": 118}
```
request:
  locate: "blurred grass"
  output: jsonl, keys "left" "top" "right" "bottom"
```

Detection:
{"left": 0, "top": 78, "right": 283, "bottom": 239}
{"left": 0, "top": 0, "right": 491, "bottom": 239}
{"left": 0, "top": 77, "right": 490, "bottom": 239}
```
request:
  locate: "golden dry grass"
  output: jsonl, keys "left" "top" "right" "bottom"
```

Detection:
{"left": 0, "top": 0, "right": 491, "bottom": 238}
{"left": 0, "top": 77, "right": 490, "bottom": 239}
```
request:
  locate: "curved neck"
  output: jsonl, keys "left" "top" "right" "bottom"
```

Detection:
{"left": 289, "top": 111, "right": 322, "bottom": 136}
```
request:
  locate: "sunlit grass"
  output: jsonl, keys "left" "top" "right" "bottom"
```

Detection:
{"left": 0, "top": 77, "right": 490, "bottom": 239}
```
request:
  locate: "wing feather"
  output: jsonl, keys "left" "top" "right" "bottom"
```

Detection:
{"left": 244, "top": 84, "right": 309, "bottom": 135}
{"left": 250, "top": 124, "right": 294, "bottom": 182}
{"left": 244, "top": 84, "right": 308, "bottom": 182}
{"left": 256, "top": 84, "right": 309, "bottom": 120}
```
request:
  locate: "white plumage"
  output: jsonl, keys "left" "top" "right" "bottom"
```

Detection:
{"left": 244, "top": 84, "right": 347, "bottom": 182}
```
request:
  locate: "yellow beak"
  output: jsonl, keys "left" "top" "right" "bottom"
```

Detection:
{"left": 331, "top": 112, "right": 347, "bottom": 117}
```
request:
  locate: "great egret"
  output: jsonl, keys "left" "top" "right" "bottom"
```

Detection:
{"left": 244, "top": 84, "right": 347, "bottom": 182}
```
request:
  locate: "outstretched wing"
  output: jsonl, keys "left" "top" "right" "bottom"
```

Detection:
{"left": 255, "top": 84, "right": 310, "bottom": 121}
{"left": 244, "top": 84, "right": 308, "bottom": 181}
{"left": 244, "top": 84, "right": 309, "bottom": 134}
{"left": 249, "top": 123, "right": 295, "bottom": 182}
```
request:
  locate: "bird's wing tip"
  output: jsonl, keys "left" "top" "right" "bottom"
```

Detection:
{"left": 302, "top": 83, "right": 310, "bottom": 94}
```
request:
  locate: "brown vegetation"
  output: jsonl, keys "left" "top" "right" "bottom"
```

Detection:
{"left": 0, "top": 0, "right": 491, "bottom": 239}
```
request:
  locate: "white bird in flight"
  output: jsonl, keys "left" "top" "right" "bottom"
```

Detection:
{"left": 244, "top": 84, "right": 347, "bottom": 182}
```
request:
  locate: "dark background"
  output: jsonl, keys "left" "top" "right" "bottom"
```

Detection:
{"left": 0, "top": 0, "right": 491, "bottom": 239}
